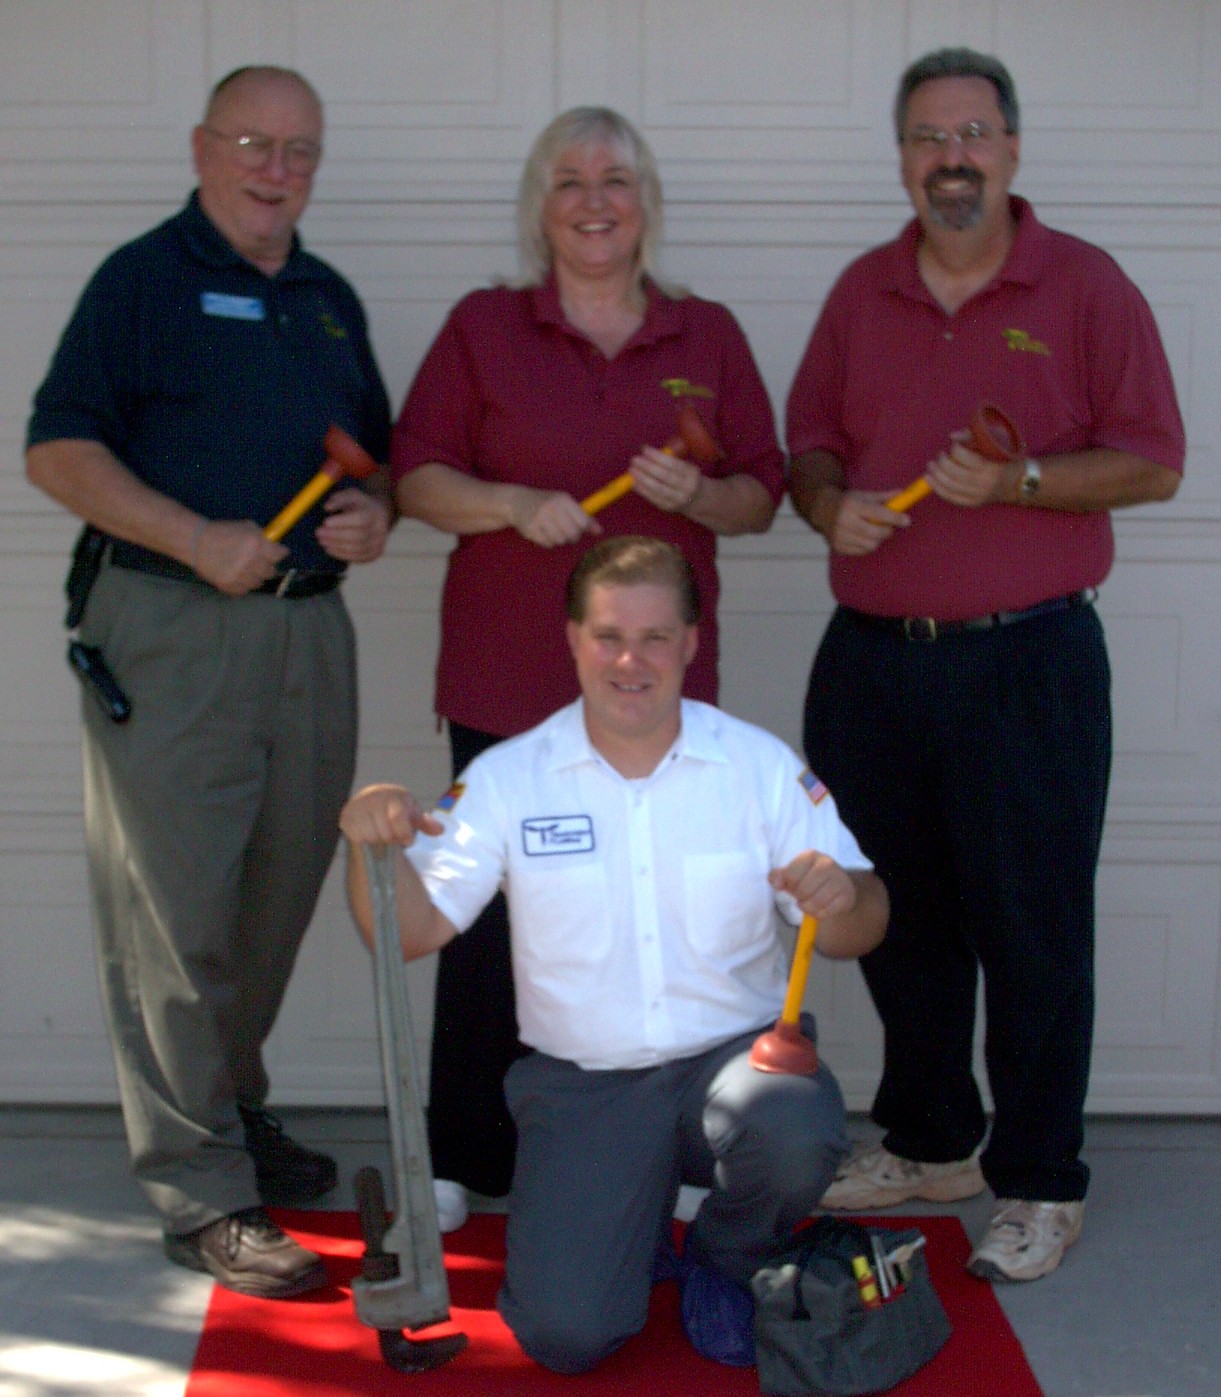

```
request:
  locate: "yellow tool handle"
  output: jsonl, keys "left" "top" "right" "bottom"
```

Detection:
{"left": 780, "top": 915, "right": 819, "bottom": 1026}
{"left": 264, "top": 470, "right": 335, "bottom": 542}
{"left": 885, "top": 477, "right": 932, "bottom": 513}
{"left": 580, "top": 472, "right": 635, "bottom": 517}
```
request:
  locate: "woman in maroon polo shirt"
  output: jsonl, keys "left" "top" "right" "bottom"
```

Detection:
{"left": 390, "top": 107, "right": 784, "bottom": 1228}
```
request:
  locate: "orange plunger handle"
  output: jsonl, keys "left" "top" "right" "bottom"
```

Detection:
{"left": 581, "top": 472, "right": 637, "bottom": 516}
{"left": 264, "top": 425, "right": 379, "bottom": 542}
{"left": 885, "top": 477, "right": 932, "bottom": 513}
{"left": 779, "top": 915, "right": 819, "bottom": 1027}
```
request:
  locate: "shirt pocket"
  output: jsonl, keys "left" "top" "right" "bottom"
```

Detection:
{"left": 682, "top": 850, "right": 774, "bottom": 961}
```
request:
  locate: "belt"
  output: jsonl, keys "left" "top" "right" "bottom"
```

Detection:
{"left": 253, "top": 569, "right": 342, "bottom": 599}
{"left": 841, "top": 589, "right": 1095, "bottom": 642}
{"left": 109, "top": 541, "right": 341, "bottom": 599}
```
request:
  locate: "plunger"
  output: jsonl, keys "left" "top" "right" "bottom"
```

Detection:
{"left": 749, "top": 914, "right": 820, "bottom": 1075}
{"left": 581, "top": 399, "right": 725, "bottom": 516}
{"left": 264, "top": 424, "right": 380, "bottom": 541}
{"left": 885, "top": 402, "right": 1025, "bottom": 513}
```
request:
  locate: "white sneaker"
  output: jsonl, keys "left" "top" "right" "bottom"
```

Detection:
{"left": 820, "top": 1143, "right": 985, "bottom": 1210}
{"left": 967, "top": 1199, "right": 1083, "bottom": 1282}
{"left": 433, "top": 1178, "right": 470, "bottom": 1233}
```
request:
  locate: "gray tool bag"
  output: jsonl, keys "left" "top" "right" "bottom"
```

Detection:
{"left": 751, "top": 1218, "right": 950, "bottom": 1396}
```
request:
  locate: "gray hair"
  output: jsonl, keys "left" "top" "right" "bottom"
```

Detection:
{"left": 893, "top": 48, "right": 1020, "bottom": 141}
{"left": 515, "top": 107, "right": 672, "bottom": 293}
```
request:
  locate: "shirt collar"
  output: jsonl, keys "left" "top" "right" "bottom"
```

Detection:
{"left": 529, "top": 272, "right": 684, "bottom": 349}
{"left": 885, "top": 194, "right": 1046, "bottom": 299}
{"left": 178, "top": 189, "right": 318, "bottom": 281}
{"left": 543, "top": 698, "right": 731, "bottom": 775}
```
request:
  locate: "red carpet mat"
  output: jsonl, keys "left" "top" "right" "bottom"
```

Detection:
{"left": 185, "top": 1210, "right": 1043, "bottom": 1396}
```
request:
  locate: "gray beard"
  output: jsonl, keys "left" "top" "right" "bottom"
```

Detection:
{"left": 924, "top": 173, "right": 985, "bottom": 231}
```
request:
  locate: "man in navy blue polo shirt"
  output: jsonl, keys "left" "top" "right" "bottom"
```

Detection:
{"left": 25, "top": 65, "right": 392, "bottom": 1298}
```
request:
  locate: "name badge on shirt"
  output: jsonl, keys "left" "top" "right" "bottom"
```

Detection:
{"left": 521, "top": 815, "right": 595, "bottom": 856}
{"left": 201, "top": 291, "right": 266, "bottom": 321}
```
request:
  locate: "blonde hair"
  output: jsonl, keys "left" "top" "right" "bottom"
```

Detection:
{"left": 566, "top": 536, "right": 701, "bottom": 625}
{"left": 514, "top": 107, "right": 681, "bottom": 296}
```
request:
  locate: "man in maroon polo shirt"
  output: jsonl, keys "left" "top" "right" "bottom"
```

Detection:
{"left": 786, "top": 47, "right": 1185, "bottom": 1282}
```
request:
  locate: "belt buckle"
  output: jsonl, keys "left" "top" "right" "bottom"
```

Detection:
{"left": 902, "top": 616, "right": 938, "bottom": 642}
{"left": 275, "top": 568, "right": 298, "bottom": 599}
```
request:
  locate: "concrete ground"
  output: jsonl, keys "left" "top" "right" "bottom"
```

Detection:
{"left": 0, "top": 1108, "right": 1216, "bottom": 1397}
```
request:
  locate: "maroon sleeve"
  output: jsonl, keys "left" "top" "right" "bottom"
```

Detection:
{"left": 785, "top": 271, "right": 854, "bottom": 466}
{"left": 707, "top": 302, "right": 785, "bottom": 503}
{"left": 1077, "top": 253, "right": 1185, "bottom": 472}
{"left": 389, "top": 294, "right": 486, "bottom": 482}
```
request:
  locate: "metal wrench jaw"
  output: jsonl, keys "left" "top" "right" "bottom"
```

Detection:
{"left": 353, "top": 1163, "right": 468, "bottom": 1370}
{"left": 378, "top": 1328, "right": 469, "bottom": 1374}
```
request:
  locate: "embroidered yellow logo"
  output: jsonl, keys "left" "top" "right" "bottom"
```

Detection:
{"left": 660, "top": 377, "right": 713, "bottom": 400}
{"left": 319, "top": 311, "right": 348, "bottom": 340}
{"left": 1004, "top": 328, "right": 1049, "bottom": 356}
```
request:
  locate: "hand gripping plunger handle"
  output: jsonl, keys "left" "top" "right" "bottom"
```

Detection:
{"left": 884, "top": 403, "right": 1025, "bottom": 514}
{"left": 580, "top": 400, "right": 725, "bottom": 516}
{"left": 263, "top": 424, "right": 379, "bottom": 542}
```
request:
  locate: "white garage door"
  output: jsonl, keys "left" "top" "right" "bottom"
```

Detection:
{"left": 1, "top": 0, "right": 1218, "bottom": 1111}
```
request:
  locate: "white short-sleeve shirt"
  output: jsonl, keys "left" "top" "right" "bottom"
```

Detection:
{"left": 407, "top": 699, "right": 872, "bottom": 1071}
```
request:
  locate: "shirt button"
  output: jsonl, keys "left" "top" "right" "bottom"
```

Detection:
{"left": 943, "top": 330, "right": 953, "bottom": 340}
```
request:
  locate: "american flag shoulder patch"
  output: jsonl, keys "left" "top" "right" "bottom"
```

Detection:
{"left": 799, "top": 768, "right": 829, "bottom": 805}
{"left": 434, "top": 781, "right": 465, "bottom": 813}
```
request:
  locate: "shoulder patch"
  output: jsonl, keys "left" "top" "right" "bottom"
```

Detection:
{"left": 434, "top": 781, "right": 465, "bottom": 813}
{"left": 799, "top": 768, "right": 829, "bottom": 805}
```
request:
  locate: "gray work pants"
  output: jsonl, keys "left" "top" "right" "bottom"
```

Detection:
{"left": 78, "top": 564, "right": 357, "bottom": 1235}
{"left": 498, "top": 1022, "right": 848, "bottom": 1373}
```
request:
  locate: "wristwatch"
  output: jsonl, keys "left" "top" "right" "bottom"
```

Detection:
{"left": 1019, "top": 458, "right": 1041, "bottom": 501}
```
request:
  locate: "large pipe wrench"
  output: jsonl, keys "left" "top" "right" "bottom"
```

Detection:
{"left": 352, "top": 845, "right": 467, "bottom": 1373}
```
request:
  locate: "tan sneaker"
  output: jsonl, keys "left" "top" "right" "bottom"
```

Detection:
{"left": 820, "top": 1143, "right": 985, "bottom": 1210}
{"left": 967, "top": 1199, "right": 1084, "bottom": 1282}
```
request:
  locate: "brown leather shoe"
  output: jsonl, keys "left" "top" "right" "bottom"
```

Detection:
{"left": 164, "top": 1206, "right": 328, "bottom": 1298}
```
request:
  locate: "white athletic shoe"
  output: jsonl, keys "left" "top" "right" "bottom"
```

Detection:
{"left": 819, "top": 1143, "right": 985, "bottom": 1210}
{"left": 967, "top": 1199, "right": 1084, "bottom": 1282}
{"left": 433, "top": 1178, "right": 470, "bottom": 1234}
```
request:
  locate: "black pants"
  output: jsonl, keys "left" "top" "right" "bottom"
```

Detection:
{"left": 803, "top": 603, "right": 1111, "bottom": 1201}
{"left": 426, "top": 722, "right": 529, "bottom": 1195}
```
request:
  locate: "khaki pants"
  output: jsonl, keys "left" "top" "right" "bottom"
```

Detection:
{"left": 79, "top": 564, "right": 357, "bottom": 1234}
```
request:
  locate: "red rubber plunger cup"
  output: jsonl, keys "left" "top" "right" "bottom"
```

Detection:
{"left": 264, "top": 424, "right": 379, "bottom": 542}
{"left": 750, "top": 915, "right": 820, "bottom": 1075}
{"left": 967, "top": 402, "right": 1025, "bottom": 462}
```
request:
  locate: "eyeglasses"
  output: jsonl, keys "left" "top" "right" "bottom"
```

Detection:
{"left": 902, "top": 121, "right": 1009, "bottom": 151}
{"left": 202, "top": 128, "right": 321, "bottom": 176}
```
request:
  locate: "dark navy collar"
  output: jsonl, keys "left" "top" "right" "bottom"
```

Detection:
{"left": 176, "top": 190, "right": 324, "bottom": 283}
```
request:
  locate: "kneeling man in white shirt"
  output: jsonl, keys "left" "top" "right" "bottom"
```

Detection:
{"left": 341, "top": 535, "right": 888, "bottom": 1375}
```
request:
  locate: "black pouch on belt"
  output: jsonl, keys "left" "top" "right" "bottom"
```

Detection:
{"left": 64, "top": 525, "right": 131, "bottom": 723}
